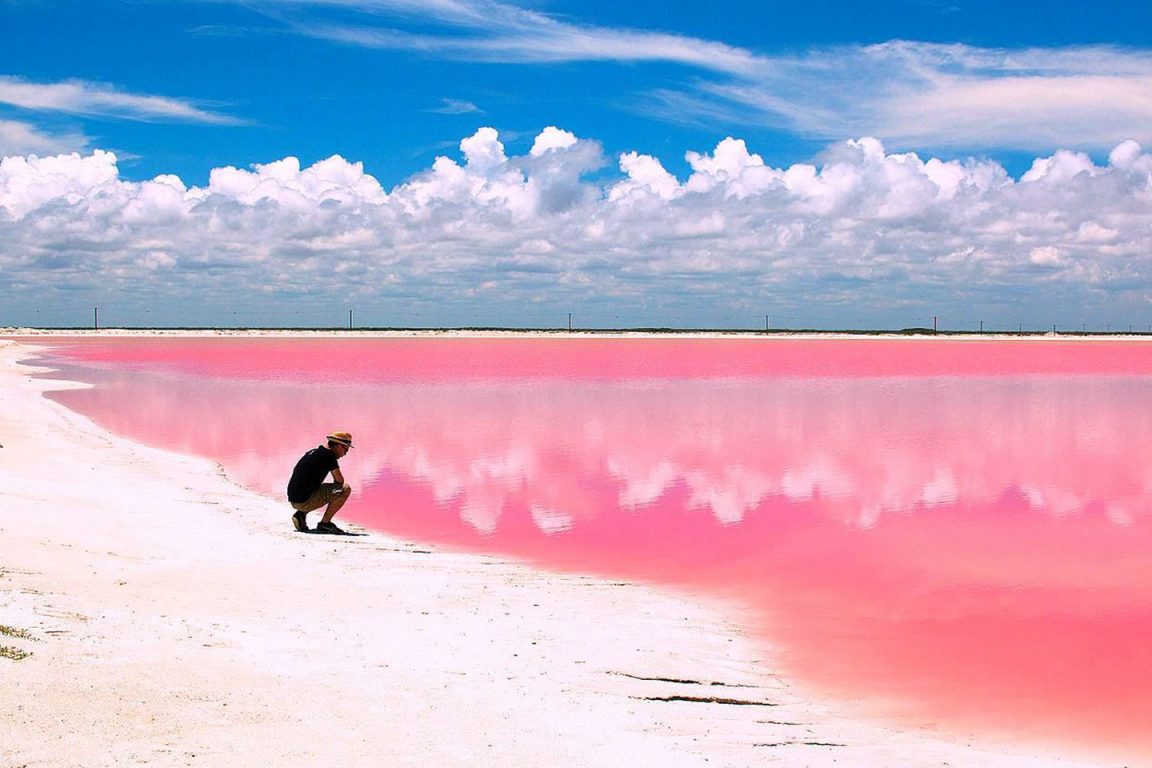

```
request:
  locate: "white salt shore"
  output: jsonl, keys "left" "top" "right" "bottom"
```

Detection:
{"left": 0, "top": 336, "right": 1116, "bottom": 767}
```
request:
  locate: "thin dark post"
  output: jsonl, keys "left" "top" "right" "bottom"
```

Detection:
{"left": 348, "top": 309, "right": 353, "bottom": 330}
{"left": 979, "top": 320, "right": 983, "bottom": 333}
{"left": 568, "top": 313, "right": 572, "bottom": 332}
{"left": 94, "top": 306, "right": 99, "bottom": 330}
{"left": 933, "top": 316, "right": 938, "bottom": 333}
{"left": 765, "top": 314, "right": 770, "bottom": 332}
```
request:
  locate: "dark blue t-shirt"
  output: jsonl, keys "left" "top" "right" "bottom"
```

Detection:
{"left": 287, "top": 445, "right": 339, "bottom": 503}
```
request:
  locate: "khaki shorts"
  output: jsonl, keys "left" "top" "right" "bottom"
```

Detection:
{"left": 290, "top": 482, "right": 347, "bottom": 512}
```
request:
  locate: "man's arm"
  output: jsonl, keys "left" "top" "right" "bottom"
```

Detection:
{"left": 332, "top": 467, "right": 346, "bottom": 488}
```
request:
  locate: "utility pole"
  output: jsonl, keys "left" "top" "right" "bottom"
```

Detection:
{"left": 94, "top": 306, "right": 99, "bottom": 330}
{"left": 933, "top": 316, "right": 938, "bottom": 333}
{"left": 348, "top": 309, "right": 354, "bottom": 330}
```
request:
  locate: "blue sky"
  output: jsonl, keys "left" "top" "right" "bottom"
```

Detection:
{"left": 3, "top": 0, "right": 1152, "bottom": 329}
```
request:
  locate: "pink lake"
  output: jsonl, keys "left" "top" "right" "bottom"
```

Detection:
{"left": 27, "top": 336, "right": 1152, "bottom": 762}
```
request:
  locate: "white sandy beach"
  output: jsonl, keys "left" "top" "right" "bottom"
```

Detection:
{"left": 0, "top": 335, "right": 1121, "bottom": 767}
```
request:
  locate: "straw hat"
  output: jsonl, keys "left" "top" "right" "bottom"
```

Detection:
{"left": 327, "top": 431, "right": 354, "bottom": 448}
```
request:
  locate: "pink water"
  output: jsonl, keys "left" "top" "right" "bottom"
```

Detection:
{"left": 28, "top": 336, "right": 1152, "bottom": 760}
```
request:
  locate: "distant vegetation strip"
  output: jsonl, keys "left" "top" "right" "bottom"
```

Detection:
{"left": 4, "top": 326, "right": 1151, "bottom": 336}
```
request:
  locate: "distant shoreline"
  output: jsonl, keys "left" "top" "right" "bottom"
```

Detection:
{"left": 5, "top": 326, "right": 1152, "bottom": 340}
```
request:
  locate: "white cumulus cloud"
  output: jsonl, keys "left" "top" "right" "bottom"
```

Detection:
{"left": 4, "top": 127, "right": 1152, "bottom": 329}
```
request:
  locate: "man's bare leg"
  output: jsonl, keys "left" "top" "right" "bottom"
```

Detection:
{"left": 319, "top": 483, "right": 351, "bottom": 524}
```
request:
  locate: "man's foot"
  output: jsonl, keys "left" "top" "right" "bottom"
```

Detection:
{"left": 292, "top": 510, "right": 310, "bottom": 533}
{"left": 315, "top": 520, "right": 346, "bottom": 535}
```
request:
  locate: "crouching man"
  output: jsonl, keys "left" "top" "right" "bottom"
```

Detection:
{"left": 288, "top": 431, "right": 354, "bottom": 534}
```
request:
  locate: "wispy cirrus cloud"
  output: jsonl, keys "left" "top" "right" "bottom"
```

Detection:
{"left": 426, "top": 98, "right": 482, "bottom": 115}
{"left": 0, "top": 118, "right": 88, "bottom": 157}
{"left": 0, "top": 76, "right": 242, "bottom": 124}
{"left": 688, "top": 42, "right": 1152, "bottom": 151}
{"left": 237, "top": 0, "right": 1152, "bottom": 153}
{"left": 245, "top": 0, "right": 761, "bottom": 74}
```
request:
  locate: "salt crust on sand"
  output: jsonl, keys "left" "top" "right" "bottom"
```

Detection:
{"left": 0, "top": 336, "right": 1111, "bottom": 767}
